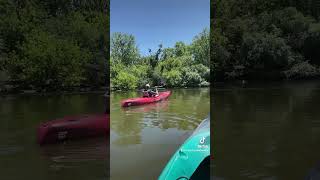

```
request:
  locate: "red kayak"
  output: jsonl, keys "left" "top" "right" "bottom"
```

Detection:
{"left": 37, "top": 114, "right": 109, "bottom": 145}
{"left": 123, "top": 99, "right": 169, "bottom": 113}
{"left": 121, "top": 91, "right": 171, "bottom": 107}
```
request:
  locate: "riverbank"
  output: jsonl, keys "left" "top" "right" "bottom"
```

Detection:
{"left": 214, "top": 66, "right": 320, "bottom": 82}
{"left": 212, "top": 78, "right": 320, "bottom": 88}
{"left": 0, "top": 84, "right": 109, "bottom": 95}
{"left": 110, "top": 84, "right": 210, "bottom": 92}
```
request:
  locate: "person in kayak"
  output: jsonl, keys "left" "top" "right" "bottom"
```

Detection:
{"left": 152, "top": 87, "right": 159, "bottom": 97}
{"left": 142, "top": 84, "right": 150, "bottom": 97}
{"left": 143, "top": 84, "right": 159, "bottom": 97}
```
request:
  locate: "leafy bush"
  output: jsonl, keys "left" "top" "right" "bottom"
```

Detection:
{"left": 163, "top": 70, "right": 182, "bottom": 87}
{"left": 212, "top": 2, "right": 320, "bottom": 81}
{"left": 192, "top": 64, "right": 210, "bottom": 82}
{"left": 110, "top": 60, "right": 125, "bottom": 79}
{"left": 7, "top": 30, "right": 91, "bottom": 89}
{"left": 130, "top": 64, "right": 150, "bottom": 88}
{"left": 284, "top": 61, "right": 319, "bottom": 79}
{"left": 182, "top": 70, "right": 202, "bottom": 87}
{"left": 113, "top": 71, "right": 138, "bottom": 90}
{"left": 110, "top": 30, "right": 210, "bottom": 90}
{"left": 304, "top": 23, "right": 320, "bottom": 65}
{"left": 0, "top": 0, "right": 108, "bottom": 90}
{"left": 241, "top": 33, "right": 291, "bottom": 70}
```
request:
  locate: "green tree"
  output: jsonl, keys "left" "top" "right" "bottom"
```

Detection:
{"left": 111, "top": 32, "right": 140, "bottom": 65}
{"left": 110, "top": 29, "right": 210, "bottom": 90}
{"left": 241, "top": 33, "right": 291, "bottom": 70}
{"left": 0, "top": 0, "right": 109, "bottom": 90}
{"left": 191, "top": 28, "right": 210, "bottom": 66}
{"left": 7, "top": 30, "right": 91, "bottom": 89}
{"left": 211, "top": 0, "right": 320, "bottom": 81}
{"left": 174, "top": 41, "right": 189, "bottom": 57}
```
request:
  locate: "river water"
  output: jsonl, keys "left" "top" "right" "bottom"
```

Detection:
{"left": 110, "top": 88, "right": 210, "bottom": 179}
{"left": 0, "top": 93, "right": 108, "bottom": 180}
{"left": 212, "top": 81, "right": 320, "bottom": 179}
{"left": 3, "top": 82, "right": 319, "bottom": 179}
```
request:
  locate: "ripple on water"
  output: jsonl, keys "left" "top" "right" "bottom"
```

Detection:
{"left": 142, "top": 112, "right": 201, "bottom": 130}
{"left": 240, "top": 169, "right": 269, "bottom": 179}
{"left": 40, "top": 138, "right": 108, "bottom": 164}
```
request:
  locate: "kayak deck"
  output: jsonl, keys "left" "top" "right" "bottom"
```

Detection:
{"left": 159, "top": 115, "right": 210, "bottom": 179}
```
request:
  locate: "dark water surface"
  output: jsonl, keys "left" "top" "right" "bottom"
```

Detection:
{"left": 212, "top": 81, "right": 320, "bottom": 180}
{"left": 0, "top": 93, "right": 108, "bottom": 180}
{"left": 110, "top": 88, "right": 209, "bottom": 179}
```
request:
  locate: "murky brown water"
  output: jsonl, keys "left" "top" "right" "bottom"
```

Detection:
{"left": 110, "top": 88, "right": 209, "bottom": 179}
{"left": 0, "top": 93, "right": 108, "bottom": 180}
{"left": 212, "top": 81, "right": 320, "bottom": 179}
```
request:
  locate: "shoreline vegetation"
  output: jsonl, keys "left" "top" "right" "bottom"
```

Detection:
{"left": 0, "top": 85, "right": 108, "bottom": 95}
{"left": 211, "top": 0, "right": 320, "bottom": 82}
{"left": 112, "top": 86, "right": 209, "bottom": 93}
{"left": 0, "top": 0, "right": 109, "bottom": 95}
{"left": 110, "top": 29, "right": 210, "bottom": 91}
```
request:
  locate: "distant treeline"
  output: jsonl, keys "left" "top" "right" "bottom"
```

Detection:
{"left": 0, "top": 0, "right": 109, "bottom": 92}
{"left": 211, "top": 0, "right": 320, "bottom": 81}
{"left": 110, "top": 29, "right": 210, "bottom": 90}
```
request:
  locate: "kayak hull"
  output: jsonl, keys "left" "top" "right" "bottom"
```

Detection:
{"left": 121, "top": 91, "right": 171, "bottom": 107}
{"left": 159, "top": 115, "right": 210, "bottom": 180}
{"left": 37, "top": 114, "right": 109, "bottom": 145}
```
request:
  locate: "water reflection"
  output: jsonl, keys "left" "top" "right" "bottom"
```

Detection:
{"left": 213, "top": 81, "right": 320, "bottom": 179}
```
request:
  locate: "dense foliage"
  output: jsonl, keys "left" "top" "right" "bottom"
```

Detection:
{"left": 0, "top": 0, "right": 109, "bottom": 91}
{"left": 110, "top": 29, "right": 210, "bottom": 90}
{"left": 211, "top": 0, "right": 320, "bottom": 81}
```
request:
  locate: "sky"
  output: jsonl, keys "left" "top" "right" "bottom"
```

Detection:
{"left": 110, "top": 0, "right": 210, "bottom": 56}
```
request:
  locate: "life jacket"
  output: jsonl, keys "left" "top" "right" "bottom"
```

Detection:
{"left": 143, "top": 91, "right": 149, "bottom": 97}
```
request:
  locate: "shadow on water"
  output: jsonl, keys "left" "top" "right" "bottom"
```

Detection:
{"left": 110, "top": 88, "right": 210, "bottom": 180}
{"left": 0, "top": 93, "right": 108, "bottom": 180}
{"left": 212, "top": 81, "right": 320, "bottom": 179}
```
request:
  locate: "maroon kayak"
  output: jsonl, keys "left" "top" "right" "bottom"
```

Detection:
{"left": 37, "top": 114, "right": 109, "bottom": 145}
{"left": 121, "top": 91, "right": 171, "bottom": 107}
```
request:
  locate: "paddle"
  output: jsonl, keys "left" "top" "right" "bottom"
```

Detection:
{"left": 139, "top": 86, "right": 167, "bottom": 92}
{"left": 153, "top": 86, "right": 167, "bottom": 91}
